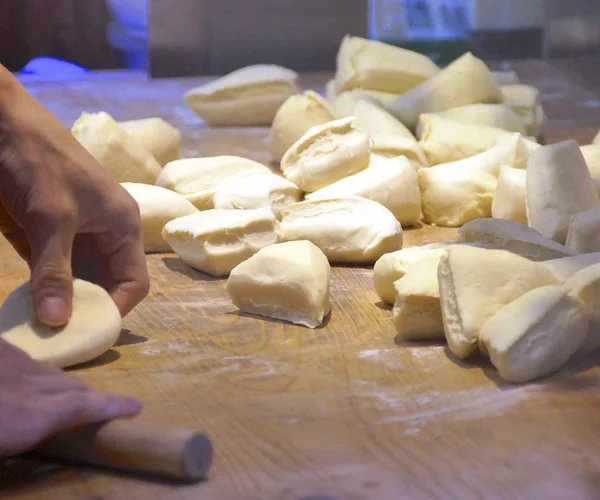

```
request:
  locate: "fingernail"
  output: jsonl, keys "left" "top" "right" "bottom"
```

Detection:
{"left": 38, "top": 297, "right": 69, "bottom": 327}
{"left": 106, "top": 397, "right": 143, "bottom": 418}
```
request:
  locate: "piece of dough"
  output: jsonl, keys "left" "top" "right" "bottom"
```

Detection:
{"left": 418, "top": 114, "right": 538, "bottom": 166}
{"left": 325, "top": 79, "right": 337, "bottom": 103}
{"left": 72, "top": 112, "right": 162, "bottom": 185}
{"left": 184, "top": 64, "right": 299, "bottom": 126}
{"left": 119, "top": 117, "right": 182, "bottom": 166}
{"left": 281, "top": 196, "right": 403, "bottom": 263}
{"left": 162, "top": 208, "right": 282, "bottom": 277}
{"left": 542, "top": 253, "right": 600, "bottom": 283}
{"left": 594, "top": 129, "right": 600, "bottom": 145}
{"left": 386, "top": 52, "right": 503, "bottom": 129}
{"left": 501, "top": 84, "right": 545, "bottom": 139}
{"left": 280, "top": 117, "right": 370, "bottom": 192}
{"left": 121, "top": 183, "right": 198, "bottom": 253}
{"left": 213, "top": 173, "right": 301, "bottom": 219}
{"left": 351, "top": 100, "right": 427, "bottom": 167}
{"left": 581, "top": 144, "right": 600, "bottom": 180}
{"left": 438, "top": 245, "right": 558, "bottom": 359}
{"left": 0, "top": 280, "right": 121, "bottom": 368}
{"left": 334, "top": 35, "right": 439, "bottom": 94}
{"left": 419, "top": 134, "right": 528, "bottom": 227}
{"left": 305, "top": 155, "right": 421, "bottom": 226}
{"left": 226, "top": 240, "right": 331, "bottom": 328}
{"left": 492, "top": 70, "right": 520, "bottom": 86}
{"left": 374, "top": 242, "right": 455, "bottom": 305}
{"left": 330, "top": 89, "right": 401, "bottom": 118}
{"left": 566, "top": 207, "right": 600, "bottom": 253}
{"left": 491, "top": 164, "right": 527, "bottom": 224}
{"left": 480, "top": 285, "right": 588, "bottom": 383}
{"left": 526, "top": 140, "right": 600, "bottom": 244}
{"left": 429, "top": 104, "right": 526, "bottom": 135}
{"left": 156, "top": 156, "right": 271, "bottom": 210}
{"left": 456, "top": 218, "right": 576, "bottom": 262}
{"left": 268, "top": 91, "right": 336, "bottom": 163}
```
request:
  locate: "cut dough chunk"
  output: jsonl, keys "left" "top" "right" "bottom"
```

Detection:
{"left": 429, "top": 104, "right": 526, "bottom": 135}
{"left": 0, "top": 280, "right": 121, "bottom": 368}
{"left": 119, "top": 117, "right": 181, "bottom": 166}
{"left": 122, "top": 183, "right": 198, "bottom": 253}
{"left": 281, "top": 196, "right": 402, "bottom": 263}
{"left": 185, "top": 65, "right": 299, "bottom": 126}
{"left": 566, "top": 207, "right": 600, "bottom": 253}
{"left": 418, "top": 114, "right": 538, "bottom": 166}
{"left": 492, "top": 70, "right": 520, "bottom": 86}
{"left": 581, "top": 144, "right": 600, "bottom": 180}
{"left": 501, "top": 84, "right": 545, "bottom": 139}
{"left": 386, "top": 52, "right": 502, "bottom": 129}
{"left": 305, "top": 155, "right": 421, "bottom": 226}
{"left": 330, "top": 89, "right": 402, "bottom": 118}
{"left": 226, "top": 241, "right": 331, "bottom": 328}
{"left": 268, "top": 91, "right": 336, "bottom": 163}
{"left": 438, "top": 246, "right": 558, "bottom": 359}
{"left": 213, "top": 173, "right": 301, "bottom": 219}
{"left": 325, "top": 79, "right": 337, "bottom": 103}
{"left": 491, "top": 165, "right": 527, "bottom": 224}
{"left": 281, "top": 117, "right": 370, "bottom": 192}
{"left": 334, "top": 35, "right": 439, "bottom": 94}
{"left": 456, "top": 219, "right": 576, "bottom": 262}
{"left": 419, "top": 134, "right": 528, "bottom": 227}
{"left": 480, "top": 285, "right": 588, "bottom": 383}
{"left": 526, "top": 140, "right": 600, "bottom": 244}
{"left": 542, "top": 253, "right": 600, "bottom": 283}
{"left": 72, "top": 112, "right": 162, "bottom": 185}
{"left": 156, "top": 156, "right": 271, "bottom": 210}
{"left": 351, "top": 100, "right": 427, "bottom": 167}
{"left": 162, "top": 208, "right": 282, "bottom": 277}
{"left": 594, "top": 129, "right": 600, "bottom": 145}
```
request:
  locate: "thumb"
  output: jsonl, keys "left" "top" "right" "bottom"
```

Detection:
{"left": 29, "top": 228, "right": 74, "bottom": 328}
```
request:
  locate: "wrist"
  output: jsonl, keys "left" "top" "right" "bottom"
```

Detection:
{"left": 0, "top": 65, "right": 22, "bottom": 119}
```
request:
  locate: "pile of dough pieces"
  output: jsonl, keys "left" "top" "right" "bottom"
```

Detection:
{"left": 8, "top": 36, "right": 600, "bottom": 379}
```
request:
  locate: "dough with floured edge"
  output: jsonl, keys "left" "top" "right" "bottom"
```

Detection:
{"left": 480, "top": 285, "right": 588, "bottom": 383}
{"left": 428, "top": 104, "right": 526, "bottom": 135}
{"left": 281, "top": 117, "right": 370, "bottom": 192}
{"left": 281, "top": 196, "right": 403, "bottom": 264}
{"left": 581, "top": 144, "right": 600, "bottom": 181}
{"left": 119, "top": 117, "right": 181, "bottom": 166}
{"left": 184, "top": 64, "right": 299, "bottom": 126}
{"left": 162, "top": 208, "right": 282, "bottom": 277}
{"left": 72, "top": 111, "right": 162, "bottom": 185}
{"left": 122, "top": 183, "right": 198, "bottom": 253}
{"left": 491, "top": 165, "right": 527, "bottom": 224}
{"left": 156, "top": 156, "right": 271, "bottom": 210}
{"left": 226, "top": 240, "right": 331, "bottom": 328}
{"left": 501, "top": 84, "right": 545, "bottom": 139}
{"left": 542, "top": 252, "right": 600, "bottom": 283}
{"left": 566, "top": 207, "right": 600, "bottom": 253}
{"left": 0, "top": 280, "right": 122, "bottom": 368}
{"left": 438, "top": 246, "right": 558, "bottom": 359}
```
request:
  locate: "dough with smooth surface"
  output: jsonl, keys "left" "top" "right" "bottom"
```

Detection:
{"left": 429, "top": 104, "right": 526, "bottom": 135}
{"left": 491, "top": 165, "right": 527, "bottom": 224}
{"left": 501, "top": 84, "right": 545, "bottom": 139}
{"left": 0, "top": 280, "right": 122, "bottom": 368}
{"left": 456, "top": 218, "right": 576, "bottom": 262}
{"left": 566, "top": 207, "right": 600, "bottom": 253}
{"left": 492, "top": 70, "right": 520, "bottom": 86}
{"left": 184, "top": 65, "right": 299, "bottom": 126}
{"left": 268, "top": 91, "right": 336, "bottom": 163}
{"left": 594, "top": 129, "right": 600, "bottom": 145}
{"left": 162, "top": 208, "right": 282, "bottom": 277}
{"left": 156, "top": 156, "right": 271, "bottom": 210}
{"left": 72, "top": 111, "right": 162, "bottom": 185}
{"left": 480, "top": 285, "right": 588, "bottom": 383}
{"left": 281, "top": 196, "right": 403, "bottom": 263}
{"left": 226, "top": 241, "right": 331, "bottom": 328}
{"left": 213, "top": 173, "right": 301, "bottom": 219}
{"left": 438, "top": 246, "right": 558, "bottom": 359}
{"left": 526, "top": 140, "right": 600, "bottom": 244}
{"left": 581, "top": 144, "right": 600, "bottom": 180}
{"left": 334, "top": 35, "right": 439, "bottom": 94}
{"left": 386, "top": 52, "right": 502, "bottom": 129}
{"left": 542, "top": 253, "right": 600, "bottom": 283}
{"left": 122, "top": 182, "right": 198, "bottom": 253}
{"left": 119, "top": 117, "right": 181, "bottom": 166}
{"left": 305, "top": 155, "right": 421, "bottom": 226}
{"left": 281, "top": 117, "right": 370, "bottom": 192}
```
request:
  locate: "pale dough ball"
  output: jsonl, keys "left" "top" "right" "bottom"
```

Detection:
{"left": 184, "top": 65, "right": 299, "bottom": 126}
{"left": 121, "top": 182, "right": 198, "bottom": 253}
{"left": 0, "top": 280, "right": 122, "bottom": 368}
{"left": 226, "top": 241, "right": 331, "bottom": 328}
{"left": 119, "top": 117, "right": 182, "bottom": 166}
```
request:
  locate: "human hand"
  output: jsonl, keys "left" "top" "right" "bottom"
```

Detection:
{"left": 0, "top": 65, "right": 149, "bottom": 327}
{"left": 0, "top": 339, "right": 142, "bottom": 457}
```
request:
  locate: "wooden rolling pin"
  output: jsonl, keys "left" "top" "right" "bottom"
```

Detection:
{"left": 31, "top": 420, "right": 213, "bottom": 482}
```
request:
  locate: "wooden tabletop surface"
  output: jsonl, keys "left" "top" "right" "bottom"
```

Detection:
{"left": 2, "top": 60, "right": 600, "bottom": 500}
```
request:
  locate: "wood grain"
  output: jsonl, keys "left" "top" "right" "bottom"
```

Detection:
{"left": 2, "top": 62, "right": 600, "bottom": 499}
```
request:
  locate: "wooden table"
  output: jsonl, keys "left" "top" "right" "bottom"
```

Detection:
{"left": 2, "top": 61, "right": 600, "bottom": 500}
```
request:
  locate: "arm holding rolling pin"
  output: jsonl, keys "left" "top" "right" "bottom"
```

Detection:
{"left": 0, "top": 63, "right": 149, "bottom": 457}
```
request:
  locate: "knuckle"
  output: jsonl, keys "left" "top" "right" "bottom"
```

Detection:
{"left": 27, "top": 199, "right": 76, "bottom": 230}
